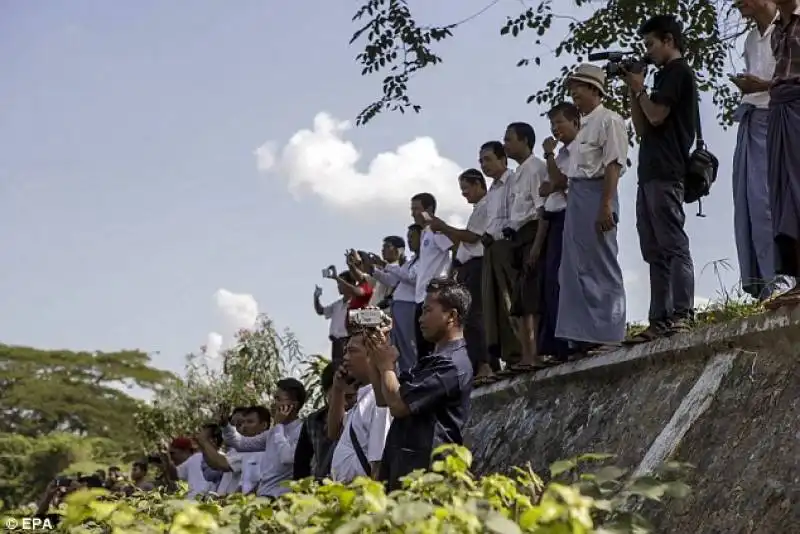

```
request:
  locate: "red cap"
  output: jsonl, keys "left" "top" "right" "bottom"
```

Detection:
{"left": 170, "top": 437, "right": 193, "bottom": 450}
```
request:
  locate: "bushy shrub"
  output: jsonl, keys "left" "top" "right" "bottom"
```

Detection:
{"left": 15, "top": 445, "right": 689, "bottom": 533}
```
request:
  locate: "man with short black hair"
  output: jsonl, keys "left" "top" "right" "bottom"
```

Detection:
{"left": 294, "top": 363, "right": 357, "bottom": 480}
{"left": 538, "top": 103, "right": 580, "bottom": 361}
{"left": 368, "top": 278, "right": 473, "bottom": 490}
{"left": 368, "top": 236, "right": 406, "bottom": 308}
{"left": 429, "top": 169, "right": 490, "bottom": 381}
{"left": 410, "top": 192, "right": 453, "bottom": 359}
{"left": 479, "top": 141, "right": 519, "bottom": 374}
{"left": 222, "top": 378, "right": 306, "bottom": 497}
{"left": 623, "top": 14, "right": 697, "bottom": 341}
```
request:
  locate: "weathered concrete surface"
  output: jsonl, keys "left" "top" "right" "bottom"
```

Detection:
{"left": 465, "top": 306, "right": 800, "bottom": 533}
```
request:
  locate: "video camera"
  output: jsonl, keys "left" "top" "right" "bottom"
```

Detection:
{"left": 347, "top": 308, "right": 389, "bottom": 330}
{"left": 588, "top": 51, "right": 651, "bottom": 78}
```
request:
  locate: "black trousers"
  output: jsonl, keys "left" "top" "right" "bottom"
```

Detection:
{"left": 455, "top": 257, "right": 489, "bottom": 369}
{"left": 330, "top": 336, "right": 348, "bottom": 368}
{"left": 635, "top": 179, "right": 695, "bottom": 323}
{"left": 414, "top": 303, "right": 435, "bottom": 360}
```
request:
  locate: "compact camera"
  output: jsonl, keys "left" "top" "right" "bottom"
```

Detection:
{"left": 321, "top": 265, "right": 337, "bottom": 279}
{"left": 347, "top": 308, "right": 386, "bottom": 329}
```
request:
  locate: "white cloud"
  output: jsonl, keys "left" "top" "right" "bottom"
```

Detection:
{"left": 214, "top": 288, "right": 259, "bottom": 331}
{"left": 204, "top": 332, "right": 223, "bottom": 359}
{"left": 254, "top": 112, "right": 471, "bottom": 221}
{"left": 201, "top": 289, "right": 260, "bottom": 360}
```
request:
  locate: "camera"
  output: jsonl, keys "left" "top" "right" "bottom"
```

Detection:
{"left": 588, "top": 51, "right": 650, "bottom": 77}
{"left": 347, "top": 308, "right": 387, "bottom": 329}
{"left": 321, "top": 265, "right": 337, "bottom": 279}
{"left": 147, "top": 454, "right": 163, "bottom": 465}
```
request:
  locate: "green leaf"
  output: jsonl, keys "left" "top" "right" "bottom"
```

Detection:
{"left": 550, "top": 459, "right": 577, "bottom": 477}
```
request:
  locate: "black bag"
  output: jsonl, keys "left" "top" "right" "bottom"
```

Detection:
{"left": 683, "top": 83, "right": 719, "bottom": 217}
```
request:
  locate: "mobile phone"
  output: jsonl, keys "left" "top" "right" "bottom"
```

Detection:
{"left": 421, "top": 212, "right": 433, "bottom": 222}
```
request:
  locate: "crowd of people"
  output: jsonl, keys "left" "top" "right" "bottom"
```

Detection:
{"left": 36, "top": 3, "right": 800, "bottom": 506}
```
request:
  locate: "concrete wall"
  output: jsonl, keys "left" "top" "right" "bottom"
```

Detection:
{"left": 464, "top": 306, "right": 800, "bottom": 534}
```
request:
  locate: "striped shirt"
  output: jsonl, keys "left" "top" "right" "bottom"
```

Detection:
{"left": 771, "top": 6, "right": 800, "bottom": 85}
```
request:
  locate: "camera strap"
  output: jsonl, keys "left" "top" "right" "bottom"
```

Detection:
{"left": 349, "top": 423, "right": 372, "bottom": 476}
{"left": 693, "top": 78, "right": 705, "bottom": 151}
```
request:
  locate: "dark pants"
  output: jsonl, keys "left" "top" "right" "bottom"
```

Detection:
{"left": 538, "top": 210, "right": 570, "bottom": 359}
{"left": 636, "top": 180, "right": 695, "bottom": 322}
{"left": 330, "top": 336, "right": 348, "bottom": 367}
{"left": 455, "top": 257, "right": 489, "bottom": 370}
{"left": 414, "top": 303, "right": 435, "bottom": 359}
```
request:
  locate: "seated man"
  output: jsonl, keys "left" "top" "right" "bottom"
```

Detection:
{"left": 221, "top": 379, "right": 306, "bottom": 497}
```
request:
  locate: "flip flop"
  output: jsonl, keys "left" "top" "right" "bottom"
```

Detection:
{"left": 473, "top": 375, "right": 498, "bottom": 387}
{"left": 622, "top": 328, "right": 662, "bottom": 346}
{"left": 764, "top": 289, "right": 800, "bottom": 310}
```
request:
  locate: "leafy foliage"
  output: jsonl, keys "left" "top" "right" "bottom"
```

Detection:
{"left": 11, "top": 445, "right": 690, "bottom": 533}
{"left": 133, "top": 314, "right": 308, "bottom": 451}
{"left": 0, "top": 433, "right": 129, "bottom": 510}
{"left": 350, "top": 0, "right": 745, "bottom": 128}
{"left": 0, "top": 344, "right": 173, "bottom": 442}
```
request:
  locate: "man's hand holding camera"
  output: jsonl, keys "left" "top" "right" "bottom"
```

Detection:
{"left": 365, "top": 325, "right": 398, "bottom": 372}
{"left": 621, "top": 66, "right": 645, "bottom": 96}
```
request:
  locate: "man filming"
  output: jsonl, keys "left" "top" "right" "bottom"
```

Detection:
{"left": 623, "top": 14, "right": 697, "bottom": 344}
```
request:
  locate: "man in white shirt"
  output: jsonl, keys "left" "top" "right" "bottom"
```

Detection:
{"left": 327, "top": 332, "right": 392, "bottom": 482}
{"left": 556, "top": 64, "right": 628, "bottom": 354}
{"left": 167, "top": 437, "right": 213, "bottom": 499}
{"left": 538, "top": 102, "right": 579, "bottom": 362}
{"left": 410, "top": 192, "right": 453, "bottom": 359}
{"left": 221, "top": 379, "right": 306, "bottom": 498}
{"left": 369, "top": 224, "right": 422, "bottom": 373}
{"left": 198, "top": 406, "right": 271, "bottom": 495}
{"left": 368, "top": 236, "right": 406, "bottom": 308}
{"left": 429, "top": 169, "right": 491, "bottom": 382}
{"left": 314, "top": 272, "right": 354, "bottom": 367}
{"left": 731, "top": 0, "right": 791, "bottom": 300}
{"left": 501, "top": 122, "right": 549, "bottom": 374}
{"left": 479, "top": 141, "right": 520, "bottom": 375}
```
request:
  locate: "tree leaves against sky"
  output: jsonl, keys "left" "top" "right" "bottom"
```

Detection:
{"left": 350, "top": 0, "right": 747, "bottom": 131}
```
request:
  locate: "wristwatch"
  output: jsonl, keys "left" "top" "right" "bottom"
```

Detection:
{"left": 544, "top": 152, "right": 554, "bottom": 160}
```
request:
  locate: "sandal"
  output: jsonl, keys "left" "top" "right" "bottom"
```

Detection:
{"left": 764, "top": 288, "right": 800, "bottom": 310}
{"left": 473, "top": 374, "right": 498, "bottom": 386}
{"left": 623, "top": 325, "right": 665, "bottom": 345}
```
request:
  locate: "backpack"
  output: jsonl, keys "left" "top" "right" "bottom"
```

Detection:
{"left": 683, "top": 82, "right": 719, "bottom": 217}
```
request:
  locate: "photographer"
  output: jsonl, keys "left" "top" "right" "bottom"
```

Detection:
{"left": 367, "top": 278, "right": 473, "bottom": 490}
{"left": 327, "top": 322, "right": 392, "bottom": 483}
{"left": 623, "top": 15, "right": 696, "bottom": 342}
{"left": 314, "top": 270, "right": 357, "bottom": 367}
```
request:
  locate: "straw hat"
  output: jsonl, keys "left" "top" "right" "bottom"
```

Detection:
{"left": 567, "top": 64, "right": 607, "bottom": 95}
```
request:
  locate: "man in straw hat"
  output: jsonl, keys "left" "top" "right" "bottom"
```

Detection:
{"left": 555, "top": 64, "right": 628, "bottom": 356}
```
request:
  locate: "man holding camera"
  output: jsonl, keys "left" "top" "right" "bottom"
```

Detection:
{"left": 367, "top": 278, "right": 473, "bottom": 490}
{"left": 623, "top": 15, "right": 696, "bottom": 343}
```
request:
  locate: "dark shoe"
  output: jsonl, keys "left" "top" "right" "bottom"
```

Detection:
{"left": 623, "top": 322, "right": 668, "bottom": 345}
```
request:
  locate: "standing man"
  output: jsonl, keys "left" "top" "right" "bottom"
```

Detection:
{"left": 410, "top": 192, "right": 453, "bottom": 359}
{"left": 557, "top": 64, "right": 628, "bottom": 354}
{"left": 731, "top": 0, "right": 786, "bottom": 301}
{"left": 429, "top": 169, "right": 490, "bottom": 383}
{"left": 370, "top": 225, "right": 422, "bottom": 373}
{"left": 368, "top": 278, "right": 473, "bottom": 490}
{"left": 623, "top": 15, "right": 696, "bottom": 342}
{"left": 479, "top": 141, "right": 519, "bottom": 379}
{"left": 538, "top": 103, "right": 580, "bottom": 362}
{"left": 313, "top": 271, "right": 354, "bottom": 367}
{"left": 370, "top": 237, "right": 406, "bottom": 308}
{"left": 327, "top": 332, "right": 393, "bottom": 482}
{"left": 502, "top": 122, "right": 548, "bottom": 373}
{"left": 764, "top": 0, "right": 800, "bottom": 309}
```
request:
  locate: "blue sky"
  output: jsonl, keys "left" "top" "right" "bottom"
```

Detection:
{"left": 0, "top": 1, "right": 744, "bottom": 378}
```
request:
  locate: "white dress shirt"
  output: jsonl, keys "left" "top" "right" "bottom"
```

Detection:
{"left": 507, "top": 155, "right": 547, "bottom": 230}
{"left": 543, "top": 144, "right": 571, "bottom": 213}
{"left": 256, "top": 420, "right": 303, "bottom": 497}
{"left": 484, "top": 169, "right": 513, "bottom": 240}
{"left": 330, "top": 385, "right": 392, "bottom": 483}
{"left": 176, "top": 452, "right": 213, "bottom": 499}
{"left": 215, "top": 450, "right": 263, "bottom": 495}
{"left": 455, "top": 196, "right": 489, "bottom": 263}
{"left": 414, "top": 228, "right": 452, "bottom": 303}
{"left": 323, "top": 298, "right": 349, "bottom": 339}
{"left": 368, "top": 261, "right": 399, "bottom": 306}
{"left": 372, "top": 259, "right": 417, "bottom": 303}
{"left": 742, "top": 23, "right": 776, "bottom": 109}
{"left": 240, "top": 452, "right": 263, "bottom": 495}
{"left": 566, "top": 105, "right": 628, "bottom": 180}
